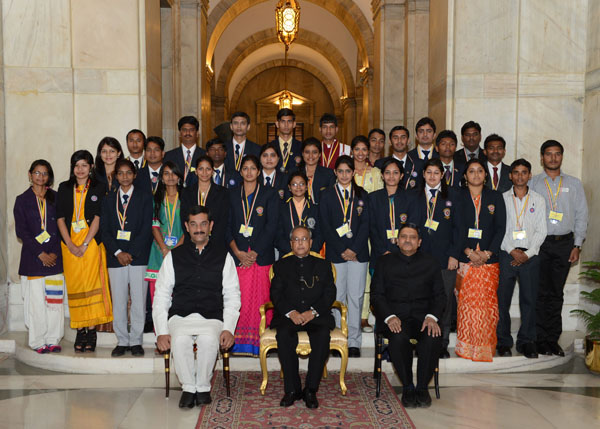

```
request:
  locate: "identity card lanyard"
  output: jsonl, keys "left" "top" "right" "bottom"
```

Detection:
{"left": 116, "top": 189, "right": 132, "bottom": 241}
{"left": 387, "top": 196, "right": 397, "bottom": 241}
{"left": 164, "top": 193, "right": 179, "bottom": 247}
{"left": 197, "top": 185, "right": 210, "bottom": 206}
{"left": 403, "top": 156, "right": 415, "bottom": 190}
{"left": 288, "top": 197, "right": 308, "bottom": 228}
{"left": 280, "top": 143, "right": 291, "bottom": 171}
{"left": 468, "top": 194, "right": 483, "bottom": 239}
{"left": 322, "top": 140, "right": 339, "bottom": 169}
{"left": 545, "top": 176, "right": 563, "bottom": 224}
{"left": 240, "top": 185, "right": 259, "bottom": 237}
{"left": 234, "top": 147, "right": 244, "bottom": 171}
{"left": 335, "top": 186, "right": 354, "bottom": 238}
{"left": 425, "top": 192, "right": 439, "bottom": 231}
{"left": 35, "top": 195, "right": 51, "bottom": 243}
{"left": 512, "top": 192, "right": 529, "bottom": 240}
{"left": 72, "top": 180, "right": 89, "bottom": 233}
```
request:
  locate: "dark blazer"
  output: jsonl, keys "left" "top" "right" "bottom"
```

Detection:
{"left": 258, "top": 170, "right": 288, "bottom": 201}
{"left": 276, "top": 198, "right": 323, "bottom": 255}
{"left": 180, "top": 183, "right": 230, "bottom": 245}
{"left": 100, "top": 187, "right": 153, "bottom": 268}
{"left": 300, "top": 165, "right": 335, "bottom": 205}
{"left": 408, "top": 147, "right": 439, "bottom": 162}
{"left": 57, "top": 180, "right": 107, "bottom": 244}
{"left": 270, "top": 137, "right": 303, "bottom": 173}
{"left": 441, "top": 160, "right": 465, "bottom": 189}
{"left": 368, "top": 188, "right": 412, "bottom": 267}
{"left": 226, "top": 183, "right": 280, "bottom": 266}
{"left": 407, "top": 187, "right": 461, "bottom": 268}
{"left": 224, "top": 139, "right": 261, "bottom": 172}
{"left": 454, "top": 147, "right": 487, "bottom": 164}
{"left": 133, "top": 164, "right": 161, "bottom": 195}
{"left": 319, "top": 184, "right": 370, "bottom": 264}
{"left": 371, "top": 250, "right": 445, "bottom": 328}
{"left": 214, "top": 165, "right": 242, "bottom": 189}
{"left": 95, "top": 170, "right": 118, "bottom": 194}
{"left": 270, "top": 255, "right": 336, "bottom": 330}
{"left": 14, "top": 188, "right": 63, "bottom": 276}
{"left": 164, "top": 145, "right": 206, "bottom": 188}
{"left": 485, "top": 162, "right": 512, "bottom": 194}
{"left": 455, "top": 187, "right": 506, "bottom": 263}
{"left": 374, "top": 154, "right": 424, "bottom": 191}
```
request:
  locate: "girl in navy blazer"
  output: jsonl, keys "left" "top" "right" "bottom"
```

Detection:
{"left": 259, "top": 143, "right": 288, "bottom": 200}
{"left": 319, "top": 155, "right": 369, "bottom": 355}
{"left": 94, "top": 137, "right": 124, "bottom": 194}
{"left": 14, "top": 160, "right": 65, "bottom": 353}
{"left": 227, "top": 155, "right": 279, "bottom": 356}
{"left": 296, "top": 137, "right": 335, "bottom": 205}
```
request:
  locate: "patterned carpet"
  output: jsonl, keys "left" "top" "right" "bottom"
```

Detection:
{"left": 196, "top": 371, "right": 415, "bottom": 429}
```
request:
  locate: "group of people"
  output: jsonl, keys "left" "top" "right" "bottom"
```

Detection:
{"left": 14, "top": 109, "right": 588, "bottom": 410}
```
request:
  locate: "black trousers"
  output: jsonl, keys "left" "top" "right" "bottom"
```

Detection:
{"left": 497, "top": 251, "right": 540, "bottom": 347}
{"left": 440, "top": 269, "right": 457, "bottom": 349}
{"left": 536, "top": 235, "right": 574, "bottom": 343}
{"left": 276, "top": 321, "right": 331, "bottom": 394}
{"left": 385, "top": 318, "right": 441, "bottom": 389}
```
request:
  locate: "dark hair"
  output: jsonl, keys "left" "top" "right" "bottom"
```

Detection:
{"left": 368, "top": 128, "right": 385, "bottom": 140}
{"left": 95, "top": 137, "right": 124, "bottom": 179}
{"left": 69, "top": 150, "right": 98, "bottom": 187}
{"left": 319, "top": 113, "right": 338, "bottom": 127}
{"left": 187, "top": 204, "right": 212, "bottom": 222}
{"left": 287, "top": 171, "right": 309, "bottom": 200}
{"left": 29, "top": 160, "right": 55, "bottom": 203}
{"left": 461, "top": 121, "right": 481, "bottom": 135}
{"left": 178, "top": 116, "right": 199, "bottom": 131}
{"left": 335, "top": 155, "right": 364, "bottom": 198}
{"left": 126, "top": 129, "right": 146, "bottom": 145}
{"left": 153, "top": 160, "right": 184, "bottom": 220}
{"left": 484, "top": 133, "right": 506, "bottom": 150}
{"left": 399, "top": 222, "right": 421, "bottom": 238}
{"left": 277, "top": 108, "right": 295, "bottom": 121}
{"left": 195, "top": 154, "right": 214, "bottom": 169}
{"left": 297, "top": 137, "right": 322, "bottom": 172}
{"left": 419, "top": 158, "right": 449, "bottom": 199}
{"left": 510, "top": 158, "right": 532, "bottom": 173}
{"left": 436, "top": 130, "right": 457, "bottom": 145}
{"left": 381, "top": 158, "right": 404, "bottom": 177}
{"left": 540, "top": 139, "right": 564, "bottom": 155}
{"left": 206, "top": 138, "right": 226, "bottom": 151}
{"left": 115, "top": 158, "right": 136, "bottom": 175}
{"left": 259, "top": 142, "right": 279, "bottom": 158}
{"left": 415, "top": 117, "right": 436, "bottom": 133}
{"left": 389, "top": 125, "right": 410, "bottom": 141}
{"left": 230, "top": 111, "right": 251, "bottom": 124}
{"left": 461, "top": 158, "right": 489, "bottom": 187}
{"left": 351, "top": 135, "right": 370, "bottom": 150}
{"left": 146, "top": 136, "right": 165, "bottom": 151}
{"left": 240, "top": 154, "right": 261, "bottom": 172}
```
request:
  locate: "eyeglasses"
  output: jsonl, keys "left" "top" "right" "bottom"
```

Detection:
{"left": 32, "top": 171, "right": 49, "bottom": 177}
{"left": 291, "top": 236, "right": 309, "bottom": 242}
{"left": 289, "top": 182, "right": 306, "bottom": 188}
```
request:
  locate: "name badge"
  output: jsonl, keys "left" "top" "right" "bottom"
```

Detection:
{"left": 513, "top": 230, "right": 527, "bottom": 240}
{"left": 239, "top": 224, "right": 253, "bottom": 237}
{"left": 336, "top": 223, "right": 350, "bottom": 237}
{"left": 424, "top": 219, "right": 439, "bottom": 231}
{"left": 549, "top": 211, "right": 563, "bottom": 222}
{"left": 71, "top": 220, "right": 87, "bottom": 233}
{"left": 117, "top": 230, "right": 131, "bottom": 241}
{"left": 35, "top": 230, "right": 51, "bottom": 244}
{"left": 164, "top": 236, "right": 178, "bottom": 247}
{"left": 386, "top": 229, "right": 398, "bottom": 239}
{"left": 468, "top": 228, "right": 483, "bottom": 239}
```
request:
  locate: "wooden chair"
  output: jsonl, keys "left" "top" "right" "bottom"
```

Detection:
{"left": 163, "top": 343, "right": 231, "bottom": 398}
{"left": 258, "top": 251, "right": 348, "bottom": 396}
{"left": 374, "top": 332, "right": 440, "bottom": 399}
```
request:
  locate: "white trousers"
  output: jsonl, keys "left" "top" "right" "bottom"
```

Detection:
{"left": 333, "top": 261, "right": 368, "bottom": 348}
{"left": 21, "top": 274, "right": 65, "bottom": 349}
{"left": 169, "top": 314, "right": 223, "bottom": 393}
{"left": 108, "top": 265, "right": 147, "bottom": 346}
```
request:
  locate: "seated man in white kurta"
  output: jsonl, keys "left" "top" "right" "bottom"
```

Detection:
{"left": 153, "top": 205, "right": 241, "bottom": 409}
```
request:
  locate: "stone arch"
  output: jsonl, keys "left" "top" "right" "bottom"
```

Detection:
{"left": 229, "top": 59, "right": 341, "bottom": 117}
{"left": 217, "top": 28, "right": 355, "bottom": 104}
{"left": 207, "top": 0, "right": 374, "bottom": 70}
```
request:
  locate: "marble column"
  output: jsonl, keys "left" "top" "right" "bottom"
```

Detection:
{"left": 341, "top": 97, "right": 357, "bottom": 145}
{"left": 405, "top": 0, "right": 429, "bottom": 135}
{"left": 428, "top": 0, "right": 450, "bottom": 129}
{"left": 0, "top": 0, "right": 7, "bottom": 334}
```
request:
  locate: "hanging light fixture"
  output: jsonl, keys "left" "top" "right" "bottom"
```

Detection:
{"left": 275, "top": 0, "right": 300, "bottom": 108}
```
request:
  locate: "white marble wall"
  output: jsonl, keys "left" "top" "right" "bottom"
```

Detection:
{"left": 0, "top": 0, "right": 7, "bottom": 335}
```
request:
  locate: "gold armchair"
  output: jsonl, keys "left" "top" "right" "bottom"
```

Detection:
{"left": 258, "top": 251, "right": 348, "bottom": 396}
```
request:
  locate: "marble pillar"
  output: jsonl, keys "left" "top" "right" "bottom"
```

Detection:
{"left": 145, "top": 0, "right": 162, "bottom": 137}
{"left": 405, "top": 0, "right": 429, "bottom": 135}
{"left": 342, "top": 97, "right": 357, "bottom": 145}
{"left": 0, "top": 0, "right": 7, "bottom": 334}
{"left": 428, "top": 0, "right": 450, "bottom": 130}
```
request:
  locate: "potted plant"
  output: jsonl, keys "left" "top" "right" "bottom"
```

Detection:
{"left": 571, "top": 261, "right": 600, "bottom": 374}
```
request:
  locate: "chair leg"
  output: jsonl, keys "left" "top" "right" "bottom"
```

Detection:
{"left": 434, "top": 367, "right": 440, "bottom": 399}
{"left": 338, "top": 346, "right": 348, "bottom": 396}
{"left": 259, "top": 346, "right": 270, "bottom": 395}
{"left": 164, "top": 351, "right": 171, "bottom": 398}
{"left": 322, "top": 364, "right": 328, "bottom": 379}
{"left": 222, "top": 348, "right": 231, "bottom": 398}
{"left": 375, "top": 334, "right": 382, "bottom": 398}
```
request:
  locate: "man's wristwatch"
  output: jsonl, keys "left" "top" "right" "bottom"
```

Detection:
{"left": 574, "top": 245, "right": 581, "bottom": 250}
{"left": 311, "top": 309, "right": 318, "bottom": 317}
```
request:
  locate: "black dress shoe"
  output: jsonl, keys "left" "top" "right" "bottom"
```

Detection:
{"left": 179, "top": 391, "right": 196, "bottom": 408}
{"left": 536, "top": 341, "right": 551, "bottom": 356}
{"left": 303, "top": 389, "right": 319, "bottom": 409}
{"left": 130, "top": 345, "right": 145, "bottom": 356}
{"left": 348, "top": 347, "right": 361, "bottom": 358}
{"left": 143, "top": 321, "right": 154, "bottom": 333}
{"left": 401, "top": 388, "right": 417, "bottom": 408}
{"left": 516, "top": 342, "right": 538, "bottom": 359}
{"left": 439, "top": 347, "right": 451, "bottom": 359}
{"left": 496, "top": 345, "right": 512, "bottom": 357}
{"left": 547, "top": 342, "right": 565, "bottom": 357}
{"left": 195, "top": 391, "right": 212, "bottom": 406}
{"left": 111, "top": 345, "right": 128, "bottom": 357}
{"left": 280, "top": 391, "right": 302, "bottom": 407}
{"left": 416, "top": 388, "right": 432, "bottom": 408}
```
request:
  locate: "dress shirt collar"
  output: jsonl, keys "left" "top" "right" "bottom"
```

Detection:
{"left": 336, "top": 182, "right": 352, "bottom": 195}
{"left": 119, "top": 186, "right": 134, "bottom": 204}
{"left": 182, "top": 144, "right": 196, "bottom": 158}
{"left": 465, "top": 148, "right": 480, "bottom": 158}
{"left": 425, "top": 183, "right": 442, "bottom": 195}
{"left": 392, "top": 153, "right": 408, "bottom": 164}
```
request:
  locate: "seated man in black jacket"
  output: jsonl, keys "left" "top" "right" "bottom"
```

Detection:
{"left": 371, "top": 223, "right": 445, "bottom": 408}
{"left": 270, "top": 226, "right": 337, "bottom": 409}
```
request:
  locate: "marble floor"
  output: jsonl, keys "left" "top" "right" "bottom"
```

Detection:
{"left": 0, "top": 353, "right": 598, "bottom": 429}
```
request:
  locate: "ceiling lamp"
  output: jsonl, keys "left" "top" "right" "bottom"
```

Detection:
{"left": 275, "top": 1, "right": 300, "bottom": 108}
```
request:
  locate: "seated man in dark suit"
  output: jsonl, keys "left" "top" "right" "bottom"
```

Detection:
{"left": 270, "top": 226, "right": 337, "bottom": 409}
{"left": 371, "top": 223, "right": 445, "bottom": 409}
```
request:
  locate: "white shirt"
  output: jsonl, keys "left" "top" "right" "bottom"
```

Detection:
{"left": 152, "top": 251, "right": 241, "bottom": 336}
{"left": 392, "top": 153, "right": 408, "bottom": 165}
{"left": 129, "top": 155, "right": 145, "bottom": 169}
{"left": 465, "top": 148, "right": 480, "bottom": 160}
{"left": 233, "top": 139, "right": 246, "bottom": 158}
{"left": 148, "top": 164, "right": 161, "bottom": 177}
{"left": 182, "top": 144, "right": 197, "bottom": 161}
{"left": 213, "top": 164, "right": 224, "bottom": 181}
{"left": 425, "top": 183, "right": 442, "bottom": 199}
{"left": 114, "top": 186, "right": 134, "bottom": 256}
{"left": 417, "top": 145, "right": 434, "bottom": 160}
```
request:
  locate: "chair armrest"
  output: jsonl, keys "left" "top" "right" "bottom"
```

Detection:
{"left": 331, "top": 301, "right": 348, "bottom": 337}
{"left": 259, "top": 301, "right": 275, "bottom": 336}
